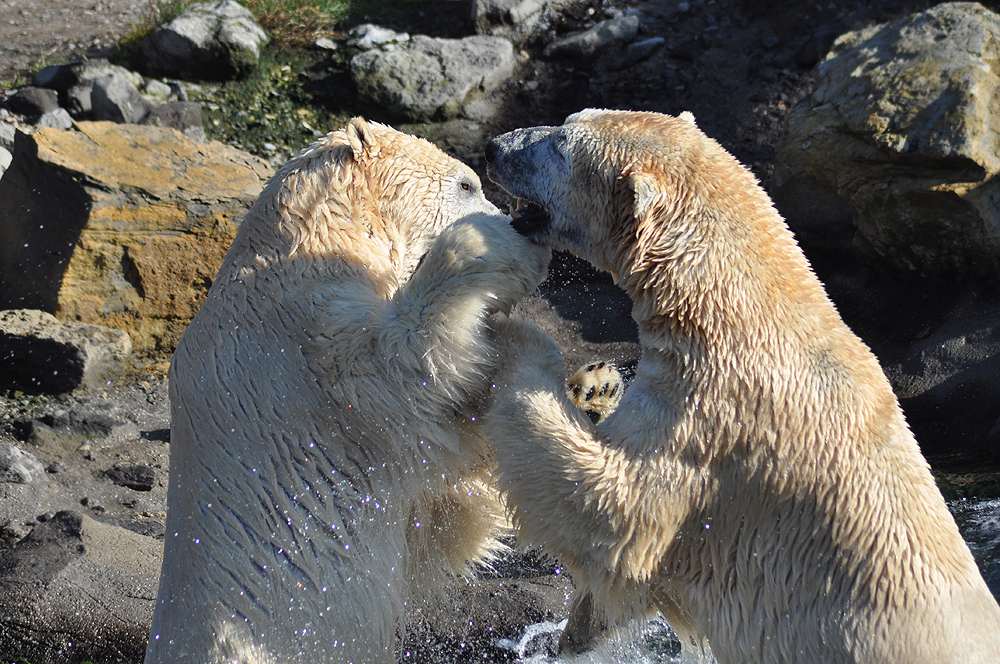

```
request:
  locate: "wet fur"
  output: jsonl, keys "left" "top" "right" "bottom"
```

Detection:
{"left": 145, "top": 118, "right": 549, "bottom": 664}
{"left": 484, "top": 109, "right": 1000, "bottom": 664}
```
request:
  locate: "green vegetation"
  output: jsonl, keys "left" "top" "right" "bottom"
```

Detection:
{"left": 198, "top": 47, "right": 353, "bottom": 160}
{"left": 123, "top": 0, "right": 450, "bottom": 48}
{"left": 113, "top": 0, "right": 460, "bottom": 160}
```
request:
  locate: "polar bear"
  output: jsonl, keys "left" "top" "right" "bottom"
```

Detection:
{"left": 144, "top": 118, "right": 550, "bottom": 664}
{"left": 483, "top": 109, "right": 1000, "bottom": 664}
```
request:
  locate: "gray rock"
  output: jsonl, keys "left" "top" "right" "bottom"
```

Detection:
{"left": 141, "top": 101, "right": 206, "bottom": 141}
{"left": 771, "top": 2, "right": 1000, "bottom": 279}
{"left": 542, "top": 14, "right": 640, "bottom": 58}
{"left": 0, "top": 121, "right": 14, "bottom": 150}
{"left": 0, "top": 511, "right": 161, "bottom": 664}
{"left": 92, "top": 72, "right": 153, "bottom": 124}
{"left": 0, "top": 443, "right": 45, "bottom": 483}
{"left": 35, "top": 107, "right": 74, "bottom": 129}
{"left": 3, "top": 86, "right": 60, "bottom": 119}
{"left": 347, "top": 23, "right": 409, "bottom": 50}
{"left": 472, "top": 0, "right": 554, "bottom": 43}
{"left": 140, "top": 0, "right": 270, "bottom": 79}
{"left": 0, "top": 309, "right": 132, "bottom": 394}
{"left": 32, "top": 60, "right": 143, "bottom": 117}
{"left": 105, "top": 463, "right": 157, "bottom": 492}
{"left": 140, "top": 79, "right": 177, "bottom": 104}
{"left": 0, "top": 147, "right": 10, "bottom": 177}
{"left": 351, "top": 34, "right": 514, "bottom": 122}
{"left": 404, "top": 575, "right": 573, "bottom": 661}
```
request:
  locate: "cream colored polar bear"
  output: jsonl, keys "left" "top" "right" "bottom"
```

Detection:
{"left": 144, "top": 118, "right": 549, "bottom": 664}
{"left": 484, "top": 109, "right": 1000, "bottom": 664}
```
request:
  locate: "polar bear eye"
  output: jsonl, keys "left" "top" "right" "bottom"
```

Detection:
{"left": 461, "top": 182, "right": 471, "bottom": 191}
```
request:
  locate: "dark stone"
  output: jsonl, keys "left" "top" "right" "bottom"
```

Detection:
{"left": 2, "top": 87, "right": 60, "bottom": 119}
{"left": 141, "top": 101, "right": 204, "bottom": 139}
{"left": 105, "top": 464, "right": 157, "bottom": 492}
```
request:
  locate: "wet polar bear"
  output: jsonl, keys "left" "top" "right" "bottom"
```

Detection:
{"left": 483, "top": 109, "right": 1000, "bottom": 664}
{"left": 144, "top": 118, "right": 549, "bottom": 664}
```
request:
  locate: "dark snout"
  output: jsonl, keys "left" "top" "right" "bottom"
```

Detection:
{"left": 485, "top": 126, "right": 556, "bottom": 196}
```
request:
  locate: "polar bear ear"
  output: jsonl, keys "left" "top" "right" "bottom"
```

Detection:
{"left": 347, "top": 117, "right": 380, "bottom": 159}
{"left": 678, "top": 111, "right": 697, "bottom": 125}
{"left": 630, "top": 171, "right": 661, "bottom": 224}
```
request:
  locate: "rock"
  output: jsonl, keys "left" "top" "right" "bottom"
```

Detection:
{"left": 2, "top": 86, "right": 60, "bottom": 120}
{"left": 140, "top": 0, "right": 270, "bottom": 80}
{"left": 0, "top": 443, "right": 45, "bottom": 483}
{"left": 32, "top": 60, "right": 144, "bottom": 118}
{"left": 403, "top": 575, "right": 573, "bottom": 661}
{"left": 0, "top": 310, "right": 131, "bottom": 394}
{"left": 881, "top": 292, "right": 1000, "bottom": 458}
{"left": 105, "top": 463, "right": 157, "bottom": 492}
{"left": 605, "top": 36, "right": 666, "bottom": 71}
{"left": 141, "top": 101, "right": 206, "bottom": 141}
{"left": 35, "top": 108, "right": 74, "bottom": 129}
{"left": 351, "top": 34, "right": 514, "bottom": 122}
{"left": 0, "top": 511, "right": 161, "bottom": 664}
{"left": 0, "top": 121, "right": 12, "bottom": 177}
{"left": 315, "top": 37, "right": 337, "bottom": 51}
{"left": 35, "top": 407, "right": 130, "bottom": 438}
{"left": 0, "top": 122, "right": 272, "bottom": 355}
{"left": 0, "top": 121, "right": 13, "bottom": 149}
{"left": 347, "top": 23, "right": 409, "bottom": 50}
{"left": 542, "top": 14, "right": 640, "bottom": 59}
{"left": 92, "top": 72, "right": 153, "bottom": 124}
{"left": 472, "top": 0, "right": 554, "bottom": 43}
{"left": 140, "top": 79, "right": 176, "bottom": 105}
{"left": 771, "top": 2, "right": 1000, "bottom": 279}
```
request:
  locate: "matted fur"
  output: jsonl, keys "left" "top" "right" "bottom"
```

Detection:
{"left": 484, "top": 109, "right": 1000, "bottom": 663}
{"left": 144, "top": 118, "right": 549, "bottom": 664}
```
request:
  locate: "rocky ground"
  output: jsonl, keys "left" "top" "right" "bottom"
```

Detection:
{"left": 2, "top": 0, "right": 1000, "bottom": 662}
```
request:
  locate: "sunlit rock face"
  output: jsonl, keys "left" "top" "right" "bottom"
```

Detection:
{"left": 0, "top": 121, "right": 271, "bottom": 355}
{"left": 772, "top": 2, "right": 1000, "bottom": 280}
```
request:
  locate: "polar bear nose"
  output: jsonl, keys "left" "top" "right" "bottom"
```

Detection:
{"left": 484, "top": 138, "right": 499, "bottom": 163}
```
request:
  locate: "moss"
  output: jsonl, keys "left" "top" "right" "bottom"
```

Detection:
{"left": 198, "top": 46, "right": 353, "bottom": 161}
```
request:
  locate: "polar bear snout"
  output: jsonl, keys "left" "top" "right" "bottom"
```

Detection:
{"left": 486, "top": 127, "right": 562, "bottom": 237}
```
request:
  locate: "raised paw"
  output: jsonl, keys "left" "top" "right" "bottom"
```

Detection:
{"left": 566, "top": 361, "right": 623, "bottom": 424}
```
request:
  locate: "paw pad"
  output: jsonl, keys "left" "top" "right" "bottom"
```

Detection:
{"left": 566, "top": 361, "right": 623, "bottom": 424}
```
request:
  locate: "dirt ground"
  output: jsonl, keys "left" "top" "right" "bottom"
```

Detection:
{"left": 0, "top": 0, "right": 150, "bottom": 84}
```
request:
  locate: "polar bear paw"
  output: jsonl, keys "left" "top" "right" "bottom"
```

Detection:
{"left": 566, "top": 362, "right": 623, "bottom": 424}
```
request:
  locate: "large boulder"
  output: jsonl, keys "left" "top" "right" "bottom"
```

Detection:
{"left": 0, "top": 511, "right": 161, "bottom": 664}
{"left": 140, "top": 0, "right": 270, "bottom": 80}
{"left": 0, "top": 121, "right": 272, "bottom": 356}
{"left": 771, "top": 2, "right": 1000, "bottom": 279}
{"left": 351, "top": 34, "right": 515, "bottom": 122}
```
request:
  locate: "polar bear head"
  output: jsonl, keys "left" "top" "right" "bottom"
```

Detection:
{"left": 485, "top": 109, "right": 733, "bottom": 280}
{"left": 238, "top": 117, "right": 502, "bottom": 293}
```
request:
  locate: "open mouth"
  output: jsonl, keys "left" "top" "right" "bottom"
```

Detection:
{"left": 509, "top": 198, "right": 551, "bottom": 236}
